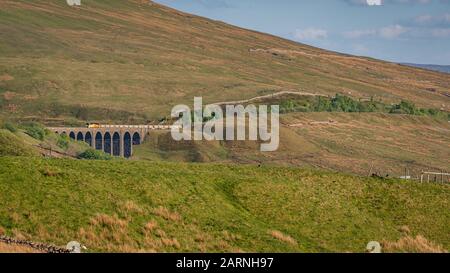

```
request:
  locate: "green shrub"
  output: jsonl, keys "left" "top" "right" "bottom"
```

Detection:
{"left": 389, "top": 101, "right": 419, "bottom": 115}
{"left": 77, "top": 149, "right": 112, "bottom": 160}
{"left": 388, "top": 101, "right": 449, "bottom": 119}
{"left": 313, "top": 96, "right": 332, "bottom": 112}
{"left": 331, "top": 94, "right": 360, "bottom": 112}
{"left": 277, "top": 95, "right": 448, "bottom": 119}
{"left": 20, "top": 122, "right": 47, "bottom": 140}
{"left": 57, "top": 134, "right": 70, "bottom": 150}
{"left": 2, "top": 121, "right": 17, "bottom": 133}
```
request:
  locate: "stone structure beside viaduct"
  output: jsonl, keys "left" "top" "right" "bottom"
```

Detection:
{"left": 48, "top": 125, "right": 173, "bottom": 158}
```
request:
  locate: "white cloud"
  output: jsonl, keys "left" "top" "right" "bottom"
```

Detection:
{"left": 379, "top": 24, "right": 407, "bottom": 38}
{"left": 431, "top": 28, "right": 450, "bottom": 37}
{"left": 343, "top": 25, "right": 407, "bottom": 39}
{"left": 293, "top": 28, "right": 328, "bottom": 40}
{"left": 411, "top": 13, "right": 450, "bottom": 27}
{"left": 343, "top": 29, "right": 377, "bottom": 38}
{"left": 344, "top": 12, "right": 450, "bottom": 40}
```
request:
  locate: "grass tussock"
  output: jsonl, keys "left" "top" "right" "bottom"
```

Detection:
{"left": 382, "top": 235, "right": 448, "bottom": 253}
{"left": 143, "top": 225, "right": 181, "bottom": 251}
{"left": 79, "top": 214, "right": 136, "bottom": 252}
{"left": 120, "top": 200, "right": 144, "bottom": 215}
{"left": 144, "top": 220, "right": 158, "bottom": 232}
{"left": 269, "top": 230, "right": 298, "bottom": 246}
{"left": 90, "top": 214, "right": 128, "bottom": 230}
{"left": 11, "top": 229, "right": 28, "bottom": 241}
{"left": 40, "top": 168, "right": 61, "bottom": 177}
{"left": 161, "top": 238, "right": 181, "bottom": 249}
{"left": 152, "top": 206, "right": 182, "bottom": 222}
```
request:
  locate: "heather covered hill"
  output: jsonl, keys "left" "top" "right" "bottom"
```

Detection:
{"left": 1, "top": 0, "right": 449, "bottom": 255}
{"left": 0, "top": 0, "right": 448, "bottom": 123}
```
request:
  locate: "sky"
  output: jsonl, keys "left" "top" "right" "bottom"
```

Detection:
{"left": 154, "top": 0, "right": 450, "bottom": 65}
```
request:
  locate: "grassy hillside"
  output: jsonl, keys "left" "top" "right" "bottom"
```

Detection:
{"left": 0, "top": 121, "right": 91, "bottom": 157}
{"left": 0, "top": 129, "right": 39, "bottom": 156}
{"left": 0, "top": 157, "right": 448, "bottom": 253}
{"left": 0, "top": 0, "right": 448, "bottom": 124}
{"left": 133, "top": 113, "right": 450, "bottom": 178}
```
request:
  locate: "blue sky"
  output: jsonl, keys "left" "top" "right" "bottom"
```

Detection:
{"left": 154, "top": 0, "right": 450, "bottom": 65}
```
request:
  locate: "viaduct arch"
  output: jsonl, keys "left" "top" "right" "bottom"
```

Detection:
{"left": 48, "top": 125, "right": 172, "bottom": 158}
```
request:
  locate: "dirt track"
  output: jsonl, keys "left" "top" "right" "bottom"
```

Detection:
{"left": 214, "top": 90, "right": 328, "bottom": 106}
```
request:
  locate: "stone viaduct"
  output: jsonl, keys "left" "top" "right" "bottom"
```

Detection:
{"left": 48, "top": 125, "right": 173, "bottom": 158}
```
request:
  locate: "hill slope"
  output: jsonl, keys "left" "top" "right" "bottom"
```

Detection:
{"left": 0, "top": 122, "right": 91, "bottom": 158}
{"left": 133, "top": 113, "right": 450, "bottom": 177}
{"left": 0, "top": 157, "right": 448, "bottom": 253}
{"left": 0, "top": 0, "right": 449, "bottom": 123}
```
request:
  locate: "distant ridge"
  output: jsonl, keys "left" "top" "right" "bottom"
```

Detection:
{"left": 401, "top": 63, "right": 450, "bottom": 74}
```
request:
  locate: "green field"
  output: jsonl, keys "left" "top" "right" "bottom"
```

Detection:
{"left": 0, "top": 157, "right": 448, "bottom": 253}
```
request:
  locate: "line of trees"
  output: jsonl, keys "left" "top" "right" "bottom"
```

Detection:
{"left": 279, "top": 94, "right": 449, "bottom": 119}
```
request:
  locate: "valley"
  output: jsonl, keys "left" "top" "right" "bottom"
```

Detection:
{"left": 0, "top": 0, "right": 448, "bottom": 253}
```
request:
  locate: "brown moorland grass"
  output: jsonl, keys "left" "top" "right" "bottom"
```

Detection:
{"left": 269, "top": 230, "right": 298, "bottom": 246}
{"left": 0, "top": 0, "right": 448, "bottom": 123}
{"left": 382, "top": 235, "right": 448, "bottom": 253}
{"left": 152, "top": 206, "right": 182, "bottom": 222}
{"left": 0, "top": 242, "right": 43, "bottom": 253}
